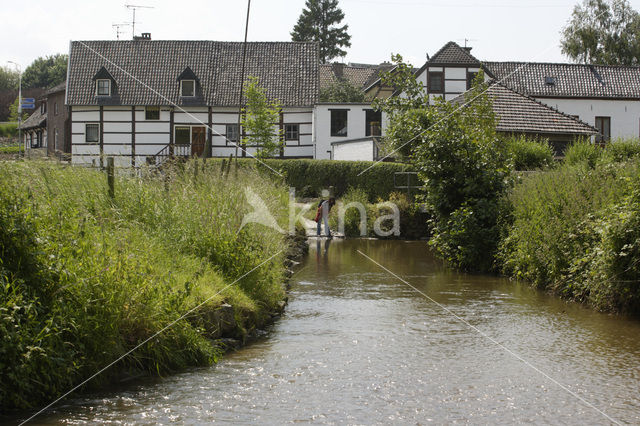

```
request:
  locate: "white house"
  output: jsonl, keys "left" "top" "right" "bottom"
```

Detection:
{"left": 66, "top": 39, "right": 318, "bottom": 167}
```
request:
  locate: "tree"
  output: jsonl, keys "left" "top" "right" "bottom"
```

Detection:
{"left": 22, "top": 54, "right": 68, "bottom": 89}
{"left": 561, "top": 0, "right": 640, "bottom": 65}
{"left": 373, "top": 54, "right": 430, "bottom": 160}
{"left": 8, "top": 97, "right": 28, "bottom": 122}
{"left": 0, "top": 66, "right": 19, "bottom": 92}
{"left": 291, "top": 0, "right": 351, "bottom": 63}
{"left": 241, "top": 76, "right": 283, "bottom": 159}
{"left": 319, "top": 79, "right": 365, "bottom": 102}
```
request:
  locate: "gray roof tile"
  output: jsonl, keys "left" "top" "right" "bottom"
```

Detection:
{"left": 67, "top": 40, "right": 319, "bottom": 107}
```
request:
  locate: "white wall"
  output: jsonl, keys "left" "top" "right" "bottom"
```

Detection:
{"left": 333, "top": 140, "right": 375, "bottom": 161}
{"left": 535, "top": 97, "right": 640, "bottom": 141}
{"left": 314, "top": 103, "right": 385, "bottom": 160}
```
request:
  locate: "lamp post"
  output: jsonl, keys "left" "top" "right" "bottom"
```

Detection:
{"left": 7, "top": 61, "right": 22, "bottom": 157}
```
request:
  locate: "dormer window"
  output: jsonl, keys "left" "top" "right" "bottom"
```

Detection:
{"left": 181, "top": 80, "right": 195, "bottom": 97}
{"left": 96, "top": 79, "right": 111, "bottom": 96}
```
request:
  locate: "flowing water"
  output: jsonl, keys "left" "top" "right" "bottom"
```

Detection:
{"left": 28, "top": 240, "right": 640, "bottom": 424}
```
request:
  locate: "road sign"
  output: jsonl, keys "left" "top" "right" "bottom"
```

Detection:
{"left": 22, "top": 98, "right": 35, "bottom": 103}
{"left": 21, "top": 103, "right": 35, "bottom": 110}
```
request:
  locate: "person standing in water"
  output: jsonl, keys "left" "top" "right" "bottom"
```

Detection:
{"left": 315, "top": 197, "right": 335, "bottom": 238}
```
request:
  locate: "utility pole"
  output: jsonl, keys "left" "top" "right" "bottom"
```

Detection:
{"left": 8, "top": 61, "right": 22, "bottom": 157}
{"left": 236, "top": 0, "right": 251, "bottom": 158}
{"left": 125, "top": 4, "right": 154, "bottom": 39}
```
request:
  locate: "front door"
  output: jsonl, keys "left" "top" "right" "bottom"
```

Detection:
{"left": 191, "top": 126, "right": 206, "bottom": 157}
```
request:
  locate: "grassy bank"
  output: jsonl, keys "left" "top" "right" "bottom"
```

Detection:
{"left": 498, "top": 149, "right": 640, "bottom": 313}
{"left": 0, "top": 160, "right": 290, "bottom": 410}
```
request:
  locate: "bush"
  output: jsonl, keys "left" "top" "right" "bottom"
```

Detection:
{"left": 0, "top": 160, "right": 289, "bottom": 410}
{"left": 504, "top": 135, "right": 554, "bottom": 170}
{"left": 603, "top": 138, "right": 640, "bottom": 163}
{"left": 209, "top": 158, "right": 415, "bottom": 201}
{"left": 498, "top": 159, "right": 640, "bottom": 313}
{"left": 564, "top": 139, "right": 603, "bottom": 168}
{"left": 0, "top": 122, "right": 18, "bottom": 137}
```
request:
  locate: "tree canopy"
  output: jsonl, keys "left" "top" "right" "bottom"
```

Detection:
{"left": 241, "top": 76, "right": 283, "bottom": 159}
{"left": 0, "top": 66, "right": 20, "bottom": 92}
{"left": 291, "top": 0, "right": 352, "bottom": 63}
{"left": 319, "top": 79, "right": 365, "bottom": 102}
{"left": 561, "top": 0, "right": 640, "bottom": 65}
{"left": 22, "top": 54, "right": 68, "bottom": 89}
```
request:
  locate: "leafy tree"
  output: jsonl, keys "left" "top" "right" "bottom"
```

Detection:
{"left": 22, "top": 54, "right": 68, "bottom": 89}
{"left": 319, "top": 79, "right": 365, "bottom": 102}
{"left": 8, "top": 97, "right": 28, "bottom": 122}
{"left": 561, "top": 0, "right": 640, "bottom": 65}
{"left": 0, "top": 66, "right": 19, "bottom": 92}
{"left": 373, "top": 54, "right": 429, "bottom": 160}
{"left": 291, "top": 0, "right": 352, "bottom": 63}
{"left": 241, "top": 76, "right": 283, "bottom": 159}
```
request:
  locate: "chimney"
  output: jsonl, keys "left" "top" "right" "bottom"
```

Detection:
{"left": 134, "top": 32, "right": 151, "bottom": 41}
{"left": 332, "top": 62, "right": 345, "bottom": 80}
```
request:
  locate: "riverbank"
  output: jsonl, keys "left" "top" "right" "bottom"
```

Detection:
{"left": 0, "top": 160, "right": 300, "bottom": 411}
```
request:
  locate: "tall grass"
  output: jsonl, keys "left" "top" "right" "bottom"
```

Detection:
{"left": 498, "top": 159, "right": 640, "bottom": 312}
{"left": 0, "top": 160, "right": 289, "bottom": 410}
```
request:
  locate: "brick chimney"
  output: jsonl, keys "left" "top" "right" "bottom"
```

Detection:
{"left": 134, "top": 32, "right": 151, "bottom": 41}
{"left": 332, "top": 62, "right": 345, "bottom": 80}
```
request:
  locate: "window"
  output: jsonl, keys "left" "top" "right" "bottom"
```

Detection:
{"left": 365, "top": 109, "right": 382, "bottom": 136}
{"left": 54, "top": 129, "right": 58, "bottom": 149}
{"left": 145, "top": 106, "right": 160, "bottom": 120}
{"left": 40, "top": 103, "right": 46, "bottom": 114}
{"left": 285, "top": 124, "right": 299, "bottom": 141}
{"left": 175, "top": 126, "right": 191, "bottom": 145}
{"left": 96, "top": 79, "right": 111, "bottom": 96}
{"left": 226, "top": 124, "right": 239, "bottom": 143}
{"left": 428, "top": 72, "right": 444, "bottom": 93}
{"left": 86, "top": 123, "right": 99, "bottom": 143}
{"left": 595, "top": 116, "right": 611, "bottom": 144}
{"left": 54, "top": 102, "right": 58, "bottom": 115}
{"left": 467, "top": 72, "right": 479, "bottom": 90}
{"left": 181, "top": 80, "right": 195, "bottom": 97}
{"left": 330, "top": 110, "right": 348, "bottom": 137}
{"left": 544, "top": 76, "right": 556, "bottom": 86}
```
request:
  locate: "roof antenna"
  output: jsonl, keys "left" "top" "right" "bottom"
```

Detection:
{"left": 112, "top": 22, "right": 131, "bottom": 40}
{"left": 125, "top": 3, "right": 154, "bottom": 39}
{"left": 457, "top": 38, "right": 478, "bottom": 48}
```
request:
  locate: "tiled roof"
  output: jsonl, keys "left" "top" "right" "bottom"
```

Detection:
{"left": 453, "top": 82, "right": 597, "bottom": 136}
{"left": 20, "top": 108, "right": 46, "bottom": 130}
{"left": 483, "top": 62, "right": 640, "bottom": 99}
{"left": 319, "top": 63, "right": 381, "bottom": 90}
{"left": 47, "top": 81, "right": 66, "bottom": 95}
{"left": 428, "top": 41, "right": 481, "bottom": 65}
{"left": 67, "top": 40, "right": 319, "bottom": 107}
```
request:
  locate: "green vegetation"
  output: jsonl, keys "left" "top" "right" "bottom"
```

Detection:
{"left": 319, "top": 79, "right": 366, "bottom": 103}
{"left": 565, "top": 138, "right": 640, "bottom": 167}
{"left": 291, "top": 0, "right": 351, "bottom": 63}
{"left": 22, "top": 54, "right": 68, "bottom": 89}
{"left": 330, "top": 188, "right": 429, "bottom": 239}
{"left": 499, "top": 159, "right": 640, "bottom": 313}
{"left": 0, "top": 122, "right": 18, "bottom": 137}
{"left": 209, "top": 158, "right": 415, "bottom": 201}
{"left": 504, "top": 135, "right": 554, "bottom": 170}
{"left": 242, "top": 76, "right": 283, "bottom": 159}
{"left": 0, "top": 160, "right": 289, "bottom": 410}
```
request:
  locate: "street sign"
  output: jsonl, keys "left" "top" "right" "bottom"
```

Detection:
{"left": 21, "top": 103, "right": 35, "bottom": 110}
{"left": 22, "top": 98, "right": 35, "bottom": 103}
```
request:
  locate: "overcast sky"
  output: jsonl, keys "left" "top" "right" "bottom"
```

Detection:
{"left": 4, "top": 0, "right": 640, "bottom": 71}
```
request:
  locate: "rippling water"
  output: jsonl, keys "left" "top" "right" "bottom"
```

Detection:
{"left": 25, "top": 240, "right": 640, "bottom": 424}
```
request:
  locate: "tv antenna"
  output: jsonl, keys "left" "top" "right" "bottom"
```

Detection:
{"left": 112, "top": 22, "right": 131, "bottom": 40}
{"left": 125, "top": 4, "right": 154, "bottom": 39}
{"left": 457, "top": 38, "right": 478, "bottom": 48}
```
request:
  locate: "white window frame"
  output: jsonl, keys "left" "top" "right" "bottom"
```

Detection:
{"left": 285, "top": 123, "right": 299, "bottom": 141}
{"left": 96, "top": 79, "right": 111, "bottom": 96}
{"left": 145, "top": 106, "right": 161, "bottom": 120}
{"left": 85, "top": 123, "right": 100, "bottom": 143}
{"left": 180, "top": 80, "right": 195, "bottom": 97}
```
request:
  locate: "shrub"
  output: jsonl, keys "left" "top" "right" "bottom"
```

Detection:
{"left": 0, "top": 122, "right": 18, "bottom": 137}
{"left": 498, "top": 159, "right": 640, "bottom": 313}
{"left": 209, "top": 158, "right": 415, "bottom": 201}
{"left": 564, "top": 138, "right": 603, "bottom": 168}
{"left": 0, "top": 160, "right": 289, "bottom": 410}
{"left": 603, "top": 138, "right": 640, "bottom": 163}
{"left": 504, "top": 135, "right": 554, "bottom": 170}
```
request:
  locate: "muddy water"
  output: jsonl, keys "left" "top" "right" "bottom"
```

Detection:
{"left": 34, "top": 240, "right": 640, "bottom": 424}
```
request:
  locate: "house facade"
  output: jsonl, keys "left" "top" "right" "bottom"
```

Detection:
{"left": 66, "top": 40, "right": 318, "bottom": 167}
{"left": 46, "top": 82, "right": 70, "bottom": 156}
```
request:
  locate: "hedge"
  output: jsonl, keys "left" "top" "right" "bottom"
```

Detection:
{"left": 206, "top": 158, "right": 417, "bottom": 201}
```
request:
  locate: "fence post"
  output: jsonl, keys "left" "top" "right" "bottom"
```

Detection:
{"left": 226, "top": 154, "right": 233, "bottom": 178}
{"left": 107, "top": 157, "right": 115, "bottom": 199}
{"left": 220, "top": 159, "right": 227, "bottom": 177}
